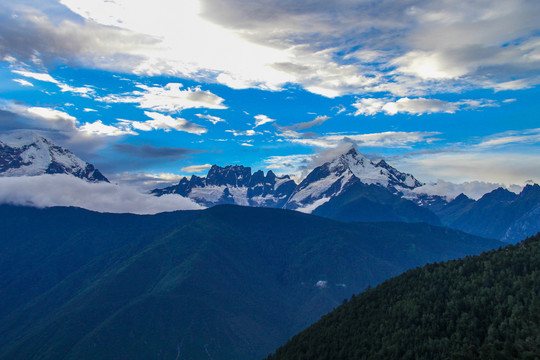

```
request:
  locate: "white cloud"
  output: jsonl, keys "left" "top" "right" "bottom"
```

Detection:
{"left": 79, "top": 120, "right": 136, "bottom": 136}
{"left": 181, "top": 164, "right": 212, "bottom": 173}
{"left": 493, "top": 78, "right": 539, "bottom": 91}
{"left": 284, "top": 115, "right": 330, "bottom": 131}
{"left": 12, "top": 70, "right": 95, "bottom": 97}
{"left": 477, "top": 128, "right": 540, "bottom": 148}
{"left": 98, "top": 83, "right": 226, "bottom": 113}
{"left": 241, "top": 142, "right": 253, "bottom": 147}
{"left": 57, "top": 83, "right": 94, "bottom": 97}
{"left": 27, "top": 107, "right": 77, "bottom": 123}
{"left": 353, "top": 97, "right": 497, "bottom": 116}
{"left": 83, "top": 108, "right": 97, "bottom": 112}
{"left": 12, "top": 70, "right": 58, "bottom": 84}
{"left": 333, "top": 105, "right": 346, "bottom": 114}
{"left": 196, "top": 113, "right": 225, "bottom": 124}
{"left": 120, "top": 111, "right": 207, "bottom": 134}
{"left": 254, "top": 114, "right": 275, "bottom": 128}
{"left": 383, "top": 98, "right": 459, "bottom": 115}
{"left": 226, "top": 129, "right": 261, "bottom": 136}
{"left": 0, "top": 174, "right": 203, "bottom": 214}
{"left": 351, "top": 98, "right": 387, "bottom": 116}
{"left": 13, "top": 79, "right": 34, "bottom": 87}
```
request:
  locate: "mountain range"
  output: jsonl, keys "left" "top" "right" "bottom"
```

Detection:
{"left": 153, "top": 145, "right": 443, "bottom": 225}
{"left": 433, "top": 184, "right": 540, "bottom": 243}
{"left": 1, "top": 132, "right": 539, "bottom": 241}
{"left": 0, "top": 204, "right": 501, "bottom": 360}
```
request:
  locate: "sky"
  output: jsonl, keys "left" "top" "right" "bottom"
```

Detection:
{"left": 1, "top": 0, "right": 540, "bottom": 192}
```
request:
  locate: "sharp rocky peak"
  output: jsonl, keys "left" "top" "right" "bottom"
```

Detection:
{"left": 318, "top": 145, "right": 422, "bottom": 190}
{"left": 206, "top": 164, "right": 252, "bottom": 187}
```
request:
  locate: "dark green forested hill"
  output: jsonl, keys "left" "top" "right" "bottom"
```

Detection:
{"left": 267, "top": 233, "right": 540, "bottom": 360}
{"left": 0, "top": 204, "right": 500, "bottom": 360}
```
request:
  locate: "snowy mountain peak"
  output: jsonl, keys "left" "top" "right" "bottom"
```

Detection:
{"left": 0, "top": 131, "right": 108, "bottom": 182}
{"left": 285, "top": 145, "right": 423, "bottom": 212}
{"left": 1, "top": 131, "right": 53, "bottom": 149}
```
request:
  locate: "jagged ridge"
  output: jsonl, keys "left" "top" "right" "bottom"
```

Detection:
{"left": 152, "top": 164, "right": 296, "bottom": 207}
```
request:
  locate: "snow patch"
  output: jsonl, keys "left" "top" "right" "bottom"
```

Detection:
{"left": 189, "top": 186, "right": 227, "bottom": 203}
{"left": 340, "top": 151, "right": 390, "bottom": 187}
{"left": 295, "top": 197, "right": 331, "bottom": 214}
{"left": 228, "top": 186, "right": 249, "bottom": 206}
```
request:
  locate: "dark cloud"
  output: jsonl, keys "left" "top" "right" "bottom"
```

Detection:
{"left": 113, "top": 143, "right": 203, "bottom": 159}
{"left": 0, "top": 110, "right": 28, "bottom": 130}
{"left": 198, "top": 0, "right": 415, "bottom": 49}
{"left": 0, "top": 5, "right": 155, "bottom": 69}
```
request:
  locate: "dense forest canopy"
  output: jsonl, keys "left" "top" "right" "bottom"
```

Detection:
{"left": 267, "top": 233, "right": 540, "bottom": 360}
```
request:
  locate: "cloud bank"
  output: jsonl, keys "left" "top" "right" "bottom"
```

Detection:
{"left": 397, "top": 151, "right": 540, "bottom": 186}
{"left": 3, "top": 0, "right": 538, "bottom": 97}
{"left": 0, "top": 174, "right": 203, "bottom": 214}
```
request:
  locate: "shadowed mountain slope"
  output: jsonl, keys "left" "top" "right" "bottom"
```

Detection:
{"left": 0, "top": 205, "right": 500, "bottom": 360}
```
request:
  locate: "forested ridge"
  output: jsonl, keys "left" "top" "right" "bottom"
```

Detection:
{"left": 267, "top": 233, "right": 540, "bottom": 360}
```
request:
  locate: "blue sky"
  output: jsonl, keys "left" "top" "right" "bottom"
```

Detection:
{"left": 1, "top": 0, "right": 539, "bottom": 190}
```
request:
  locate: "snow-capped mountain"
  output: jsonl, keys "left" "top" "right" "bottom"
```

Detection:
{"left": 0, "top": 131, "right": 108, "bottom": 182}
{"left": 152, "top": 144, "right": 436, "bottom": 213}
{"left": 152, "top": 164, "right": 296, "bottom": 207}
{"left": 284, "top": 144, "right": 423, "bottom": 212}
